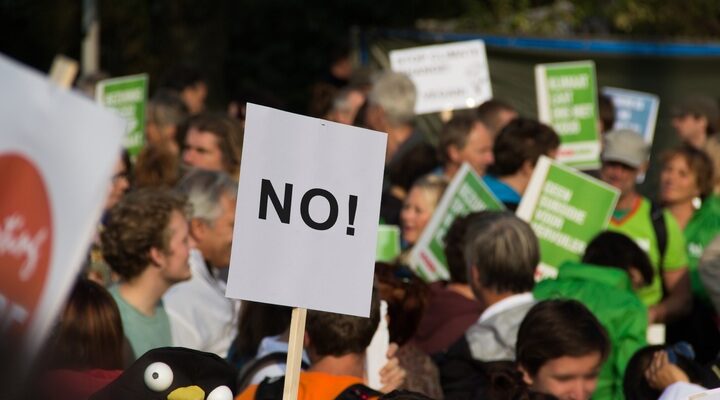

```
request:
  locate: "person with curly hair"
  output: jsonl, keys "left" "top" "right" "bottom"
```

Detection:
{"left": 101, "top": 188, "right": 192, "bottom": 358}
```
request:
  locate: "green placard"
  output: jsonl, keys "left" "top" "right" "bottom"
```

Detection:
{"left": 376, "top": 225, "right": 401, "bottom": 262}
{"left": 517, "top": 156, "right": 619, "bottom": 278}
{"left": 96, "top": 74, "right": 148, "bottom": 158}
{"left": 410, "top": 163, "right": 505, "bottom": 282}
{"left": 535, "top": 61, "right": 600, "bottom": 170}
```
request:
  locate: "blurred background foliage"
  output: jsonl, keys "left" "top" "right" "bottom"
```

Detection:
{"left": 1, "top": 0, "right": 719, "bottom": 113}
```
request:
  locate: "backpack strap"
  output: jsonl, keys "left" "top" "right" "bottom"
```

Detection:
{"left": 334, "top": 383, "right": 383, "bottom": 400}
{"left": 650, "top": 201, "right": 668, "bottom": 294}
{"left": 253, "top": 377, "right": 382, "bottom": 400}
{"left": 239, "top": 352, "right": 308, "bottom": 393}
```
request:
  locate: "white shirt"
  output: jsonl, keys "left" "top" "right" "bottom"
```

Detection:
{"left": 164, "top": 249, "right": 241, "bottom": 357}
{"left": 478, "top": 292, "right": 534, "bottom": 323}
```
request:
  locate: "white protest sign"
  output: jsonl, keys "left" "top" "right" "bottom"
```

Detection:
{"left": 390, "top": 40, "right": 492, "bottom": 115}
{"left": 0, "top": 54, "right": 125, "bottom": 357}
{"left": 226, "top": 104, "right": 387, "bottom": 317}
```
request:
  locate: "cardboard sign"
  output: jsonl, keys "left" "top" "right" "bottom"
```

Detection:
{"left": 0, "top": 54, "right": 125, "bottom": 357}
{"left": 376, "top": 225, "right": 401, "bottom": 262}
{"left": 536, "top": 61, "right": 600, "bottom": 170}
{"left": 226, "top": 104, "right": 387, "bottom": 317}
{"left": 690, "top": 387, "right": 720, "bottom": 400}
{"left": 96, "top": 74, "right": 148, "bottom": 158}
{"left": 517, "top": 156, "right": 619, "bottom": 279}
{"left": 601, "top": 87, "right": 659, "bottom": 145}
{"left": 409, "top": 163, "right": 504, "bottom": 282}
{"left": 390, "top": 40, "right": 492, "bottom": 115}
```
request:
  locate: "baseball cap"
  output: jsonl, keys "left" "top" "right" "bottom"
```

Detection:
{"left": 601, "top": 129, "right": 648, "bottom": 169}
{"left": 672, "top": 95, "right": 719, "bottom": 131}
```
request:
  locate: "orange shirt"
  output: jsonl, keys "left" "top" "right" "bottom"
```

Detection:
{"left": 236, "top": 371, "right": 379, "bottom": 400}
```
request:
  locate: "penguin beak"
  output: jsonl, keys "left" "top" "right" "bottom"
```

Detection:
{"left": 167, "top": 385, "right": 205, "bottom": 400}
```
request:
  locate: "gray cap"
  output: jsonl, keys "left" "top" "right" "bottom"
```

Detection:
{"left": 601, "top": 129, "right": 648, "bottom": 168}
{"left": 672, "top": 95, "right": 719, "bottom": 131}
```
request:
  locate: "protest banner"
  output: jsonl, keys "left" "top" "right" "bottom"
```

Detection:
{"left": 536, "top": 61, "right": 600, "bottom": 170}
{"left": 409, "top": 163, "right": 504, "bottom": 282}
{"left": 225, "top": 104, "right": 386, "bottom": 399}
{"left": 0, "top": 54, "right": 125, "bottom": 364}
{"left": 690, "top": 387, "right": 720, "bottom": 400}
{"left": 96, "top": 74, "right": 148, "bottom": 158}
{"left": 376, "top": 225, "right": 401, "bottom": 262}
{"left": 601, "top": 87, "right": 660, "bottom": 144}
{"left": 517, "top": 156, "right": 619, "bottom": 279}
{"left": 390, "top": 40, "right": 492, "bottom": 115}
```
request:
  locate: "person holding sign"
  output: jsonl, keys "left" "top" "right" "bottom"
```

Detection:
{"left": 236, "top": 293, "right": 404, "bottom": 400}
{"left": 600, "top": 129, "right": 691, "bottom": 324}
{"left": 483, "top": 118, "right": 560, "bottom": 211}
{"left": 437, "top": 115, "right": 495, "bottom": 179}
{"left": 101, "top": 188, "right": 192, "bottom": 359}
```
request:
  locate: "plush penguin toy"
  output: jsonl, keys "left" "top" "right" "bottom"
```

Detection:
{"left": 91, "top": 347, "right": 237, "bottom": 400}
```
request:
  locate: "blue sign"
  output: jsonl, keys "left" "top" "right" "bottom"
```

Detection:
{"left": 602, "top": 87, "right": 659, "bottom": 145}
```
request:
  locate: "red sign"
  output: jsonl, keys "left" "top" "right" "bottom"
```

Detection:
{"left": 0, "top": 153, "right": 52, "bottom": 336}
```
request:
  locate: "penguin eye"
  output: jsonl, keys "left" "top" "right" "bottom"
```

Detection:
{"left": 207, "top": 385, "right": 233, "bottom": 400}
{"left": 143, "top": 362, "right": 174, "bottom": 392}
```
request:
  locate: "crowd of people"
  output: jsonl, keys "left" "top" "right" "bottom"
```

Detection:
{"left": 18, "top": 57, "right": 720, "bottom": 400}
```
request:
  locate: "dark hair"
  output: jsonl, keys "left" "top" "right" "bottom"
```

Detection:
{"left": 438, "top": 115, "right": 477, "bottom": 165}
{"left": 486, "top": 369, "right": 560, "bottom": 400}
{"left": 517, "top": 300, "right": 610, "bottom": 377}
{"left": 598, "top": 94, "right": 616, "bottom": 133}
{"left": 374, "top": 263, "right": 428, "bottom": 346}
{"left": 488, "top": 118, "right": 560, "bottom": 177}
{"left": 661, "top": 145, "right": 715, "bottom": 199}
{"left": 465, "top": 211, "right": 539, "bottom": 294}
{"left": 444, "top": 212, "right": 481, "bottom": 284}
{"left": 476, "top": 99, "right": 517, "bottom": 135}
{"left": 379, "top": 390, "right": 435, "bottom": 400}
{"left": 186, "top": 112, "right": 244, "bottom": 177}
{"left": 46, "top": 278, "right": 125, "bottom": 370}
{"left": 306, "top": 291, "right": 380, "bottom": 357}
{"left": 133, "top": 144, "right": 181, "bottom": 189}
{"left": 101, "top": 188, "right": 188, "bottom": 281}
{"left": 582, "top": 231, "right": 653, "bottom": 285}
{"left": 388, "top": 145, "right": 441, "bottom": 193}
{"left": 623, "top": 345, "right": 718, "bottom": 400}
{"left": 231, "top": 301, "right": 293, "bottom": 363}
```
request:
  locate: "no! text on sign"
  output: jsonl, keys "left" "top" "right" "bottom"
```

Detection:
{"left": 226, "top": 104, "right": 387, "bottom": 318}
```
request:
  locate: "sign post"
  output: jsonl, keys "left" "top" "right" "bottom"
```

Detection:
{"left": 517, "top": 156, "right": 619, "bottom": 279}
{"left": 96, "top": 74, "right": 149, "bottom": 158}
{"left": 226, "top": 104, "right": 387, "bottom": 398}
{"left": 409, "top": 163, "right": 504, "bottom": 282}
{"left": 390, "top": 40, "right": 492, "bottom": 115}
{"left": 536, "top": 61, "right": 600, "bottom": 170}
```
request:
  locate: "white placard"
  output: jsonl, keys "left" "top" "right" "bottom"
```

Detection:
{"left": 390, "top": 40, "right": 492, "bottom": 115}
{"left": 226, "top": 104, "right": 387, "bottom": 317}
{"left": 366, "top": 300, "right": 389, "bottom": 390}
{"left": 0, "top": 53, "right": 125, "bottom": 358}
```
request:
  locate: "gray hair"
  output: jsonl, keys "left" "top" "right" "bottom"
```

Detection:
{"left": 176, "top": 169, "right": 237, "bottom": 225}
{"left": 367, "top": 71, "right": 417, "bottom": 126}
{"left": 464, "top": 211, "right": 538, "bottom": 294}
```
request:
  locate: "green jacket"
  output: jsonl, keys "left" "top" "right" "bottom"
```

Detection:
{"left": 534, "top": 262, "right": 648, "bottom": 400}
{"left": 684, "top": 195, "right": 720, "bottom": 300}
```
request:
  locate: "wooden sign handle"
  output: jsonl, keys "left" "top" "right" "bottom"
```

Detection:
{"left": 48, "top": 55, "right": 79, "bottom": 89}
{"left": 283, "top": 307, "right": 307, "bottom": 400}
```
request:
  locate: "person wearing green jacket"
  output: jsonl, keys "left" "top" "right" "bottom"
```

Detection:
{"left": 534, "top": 232, "right": 653, "bottom": 400}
